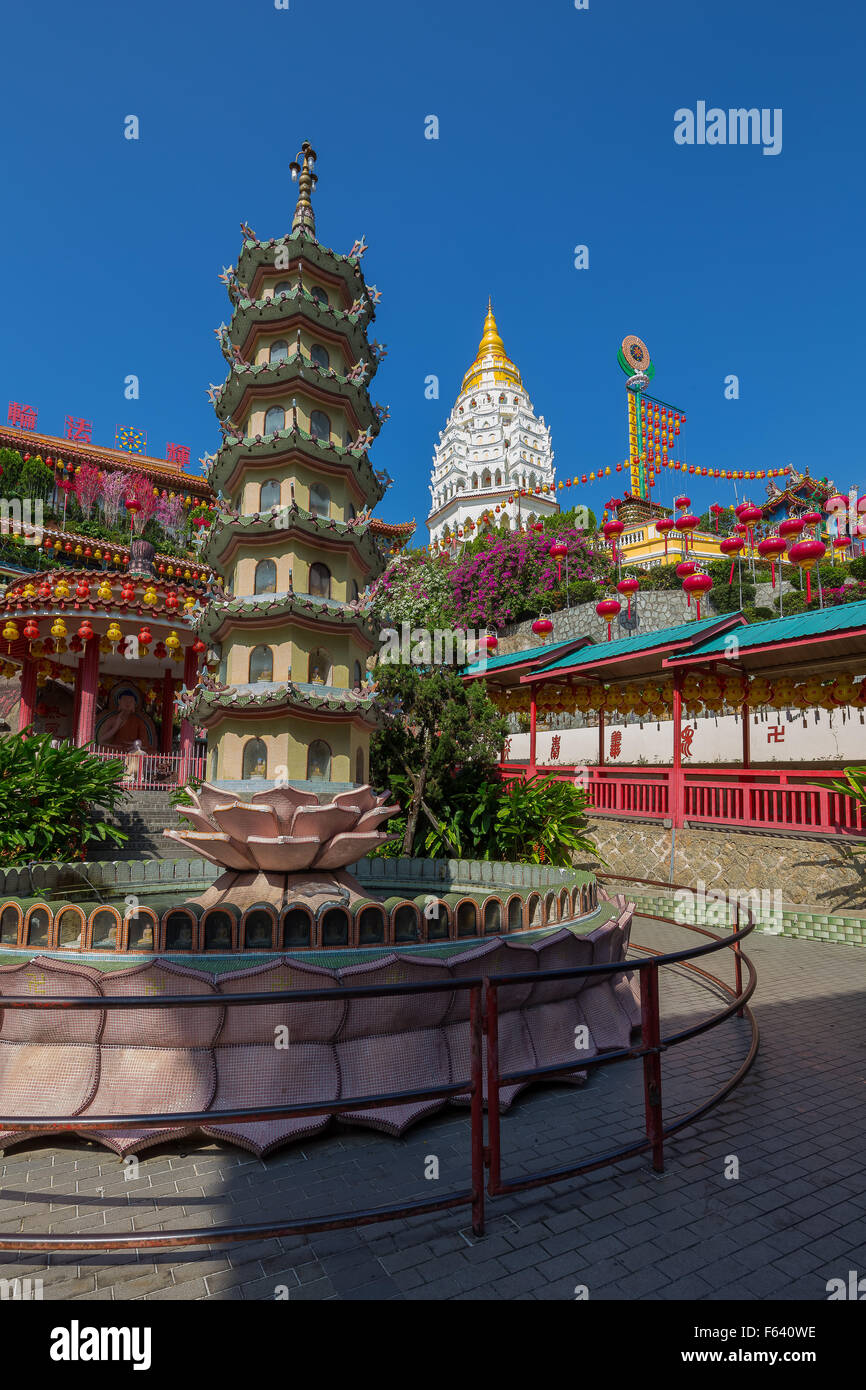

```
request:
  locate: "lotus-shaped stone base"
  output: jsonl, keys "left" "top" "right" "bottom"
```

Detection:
{"left": 165, "top": 782, "right": 401, "bottom": 910}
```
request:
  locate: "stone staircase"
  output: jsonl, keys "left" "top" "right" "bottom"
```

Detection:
{"left": 92, "top": 790, "right": 200, "bottom": 861}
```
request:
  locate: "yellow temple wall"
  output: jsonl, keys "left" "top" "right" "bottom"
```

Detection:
{"left": 230, "top": 540, "right": 365, "bottom": 601}
{"left": 237, "top": 460, "right": 355, "bottom": 522}
{"left": 225, "top": 624, "right": 367, "bottom": 689}
{"left": 211, "top": 715, "right": 368, "bottom": 784}
{"left": 252, "top": 329, "right": 348, "bottom": 374}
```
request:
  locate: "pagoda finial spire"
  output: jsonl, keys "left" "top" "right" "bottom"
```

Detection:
{"left": 290, "top": 141, "right": 318, "bottom": 239}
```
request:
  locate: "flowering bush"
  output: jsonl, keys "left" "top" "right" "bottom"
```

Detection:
{"left": 449, "top": 528, "right": 613, "bottom": 630}
{"left": 369, "top": 551, "right": 457, "bottom": 629}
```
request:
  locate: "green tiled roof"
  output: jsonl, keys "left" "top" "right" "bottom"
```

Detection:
{"left": 463, "top": 638, "right": 583, "bottom": 678}
{"left": 533, "top": 613, "right": 731, "bottom": 673}
{"left": 684, "top": 600, "right": 866, "bottom": 656}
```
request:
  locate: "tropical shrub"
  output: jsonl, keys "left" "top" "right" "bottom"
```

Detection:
{"left": 423, "top": 773, "right": 599, "bottom": 867}
{"left": 0, "top": 732, "right": 129, "bottom": 864}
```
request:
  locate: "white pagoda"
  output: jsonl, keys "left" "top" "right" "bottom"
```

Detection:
{"left": 426, "top": 302, "right": 557, "bottom": 546}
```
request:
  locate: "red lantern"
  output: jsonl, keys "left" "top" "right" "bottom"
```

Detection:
{"left": 788, "top": 538, "right": 826, "bottom": 604}
{"left": 165, "top": 591, "right": 179, "bottom": 611}
{"left": 674, "top": 494, "right": 691, "bottom": 509}
{"left": 480, "top": 634, "right": 498, "bottom": 654}
{"left": 655, "top": 516, "right": 675, "bottom": 557}
{"left": 616, "top": 575, "right": 639, "bottom": 619}
{"left": 683, "top": 570, "right": 713, "bottom": 619}
{"left": 603, "top": 518, "right": 624, "bottom": 562}
{"left": 138, "top": 625, "right": 152, "bottom": 650}
{"left": 674, "top": 512, "right": 699, "bottom": 551}
{"left": 676, "top": 560, "right": 697, "bottom": 580}
{"left": 596, "top": 598, "right": 621, "bottom": 641}
{"left": 75, "top": 580, "right": 90, "bottom": 601}
{"left": 78, "top": 620, "right": 94, "bottom": 643}
{"left": 779, "top": 517, "right": 805, "bottom": 541}
{"left": 720, "top": 534, "right": 745, "bottom": 586}
{"left": 192, "top": 639, "right": 207, "bottom": 655}
{"left": 531, "top": 617, "right": 554, "bottom": 641}
{"left": 23, "top": 620, "right": 39, "bottom": 648}
{"left": 757, "top": 534, "right": 786, "bottom": 588}
{"left": 549, "top": 539, "right": 568, "bottom": 582}
{"left": 154, "top": 642, "right": 167, "bottom": 661}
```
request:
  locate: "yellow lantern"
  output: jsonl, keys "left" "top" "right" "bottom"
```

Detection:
{"left": 97, "top": 580, "right": 113, "bottom": 602}
{"left": 142, "top": 586, "right": 158, "bottom": 606}
{"left": 51, "top": 617, "right": 68, "bottom": 641}
{"left": 94, "top": 549, "right": 103, "bottom": 561}
{"left": 165, "top": 630, "right": 181, "bottom": 652}
{"left": 99, "top": 636, "right": 112, "bottom": 654}
{"left": 2, "top": 622, "right": 20, "bottom": 649}
{"left": 55, "top": 579, "right": 71, "bottom": 599}
{"left": 106, "top": 622, "right": 123, "bottom": 647}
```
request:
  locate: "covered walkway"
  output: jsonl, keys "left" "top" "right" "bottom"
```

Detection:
{"left": 464, "top": 604, "right": 866, "bottom": 836}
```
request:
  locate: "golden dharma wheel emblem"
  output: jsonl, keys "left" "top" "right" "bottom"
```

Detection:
{"left": 621, "top": 335, "right": 650, "bottom": 370}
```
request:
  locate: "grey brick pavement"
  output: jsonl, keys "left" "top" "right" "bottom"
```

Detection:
{"left": 0, "top": 919, "right": 863, "bottom": 1302}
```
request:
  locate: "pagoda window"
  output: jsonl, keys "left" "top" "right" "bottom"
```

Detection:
{"left": 482, "top": 471, "right": 492, "bottom": 488}
{"left": 274, "top": 281, "right": 292, "bottom": 297}
{"left": 311, "top": 285, "right": 329, "bottom": 307}
{"left": 259, "top": 478, "right": 280, "bottom": 509}
{"left": 349, "top": 579, "right": 360, "bottom": 602}
{"left": 254, "top": 558, "right": 277, "bottom": 594}
{"left": 242, "top": 738, "right": 268, "bottom": 780}
{"left": 307, "top": 740, "right": 332, "bottom": 780}
{"left": 310, "top": 342, "right": 330, "bottom": 370}
{"left": 471, "top": 473, "right": 478, "bottom": 488}
{"left": 495, "top": 471, "right": 502, "bottom": 486}
{"left": 308, "top": 649, "right": 332, "bottom": 685}
{"left": 348, "top": 502, "right": 356, "bottom": 520}
{"left": 310, "top": 410, "right": 331, "bottom": 442}
{"left": 265, "top": 406, "right": 285, "bottom": 435}
{"left": 353, "top": 660, "right": 363, "bottom": 690}
{"left": 249, "top": 645, "right": 274, "bottom": 683}
{"left": 309, "top": 562, "right": 331, "bottom": 599}
{"left": 355, "top": 747, "right": 365, "bottom": 783}
{"left": 309, "top": 481, "right": 330, "bottom": 518}
{"left": 269, "top": 339, "right": 289, "bottom": 364}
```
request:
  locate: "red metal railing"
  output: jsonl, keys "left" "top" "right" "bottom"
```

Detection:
{"left": 0, "top": 890, "right": 757, "bottom": 1251}
{"left": 499, "top": 762, "right": 866, "bottom": 835}
{"left": 85, "top": 748, "right": 206, "bottom": 790}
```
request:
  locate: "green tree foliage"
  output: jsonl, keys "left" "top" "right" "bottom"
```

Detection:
{"left": 0, "top": 732, "right": 129, "bottom": 865}
{"left": 370, "top": 665, "right": 507, "bottom": 855}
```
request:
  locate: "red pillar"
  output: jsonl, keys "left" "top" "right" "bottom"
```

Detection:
{"left": 17, "top": 659, "right": 37, "bottom": 733}
{"left": 179, "top": 645, "right": 199, "bottom": 779}
{"left": 671, "top": 670, "right": 684, "bottom": 828}
{"left": 742, "top": 699, "right": 751, "bottom": 769}
{"left": 160, "top": 669, "right": 175, "bottom": 754}
{"left": 528, "top": 683, "right": 538, "bottom": 775}
{"left": 75, "top": 638, "right": 100, "bottom": 748}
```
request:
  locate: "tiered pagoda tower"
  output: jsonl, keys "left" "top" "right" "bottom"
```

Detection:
{"left": 426, "top": 302, "right": 557, "bottom": 545}
{"left": 187, "top": 142, "right": 409, "bottom": 790}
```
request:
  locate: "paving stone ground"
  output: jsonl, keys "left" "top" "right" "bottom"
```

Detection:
{"left": 1, "top": 918, "right": 864, "bottom": 1301}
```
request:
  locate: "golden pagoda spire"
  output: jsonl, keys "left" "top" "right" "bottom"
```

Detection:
{"left": 290, "top": 141, "right": 318, "bottom": 239}
{"left": 461, "top": 299, "right": 522, "bottom": 393}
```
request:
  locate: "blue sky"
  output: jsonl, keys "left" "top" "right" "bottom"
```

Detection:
{"left": 1, "top": 0, "right": 863, "bottom": 532}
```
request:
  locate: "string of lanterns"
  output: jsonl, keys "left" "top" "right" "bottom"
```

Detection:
{"left": 489, "top": 672, "right": 866, "bottom": 721}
